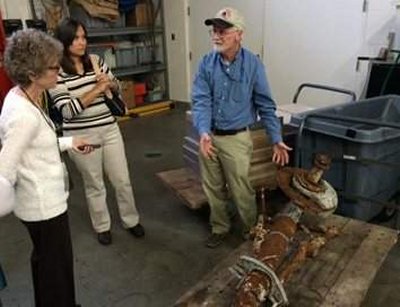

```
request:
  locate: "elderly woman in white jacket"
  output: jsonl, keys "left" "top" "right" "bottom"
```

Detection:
{"left": 0, "top": 29, "right": 93, "bottom": 307}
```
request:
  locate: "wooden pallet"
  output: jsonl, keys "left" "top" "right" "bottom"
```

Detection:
{"left": 159, "top": 167, "right": 398, "bottom": 306}
{"left": 157, "top": 167, "right": 276, "bottom": 209}
{"left": 175, "top": 214, "right": 398, "bottom": 306}
{"left": 157, "top": 168, "right": 207, "bottom": 209}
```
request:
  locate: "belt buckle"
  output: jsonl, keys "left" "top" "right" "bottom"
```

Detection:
{"left": 212, "top": 127, "right": 247, "bottom": 136}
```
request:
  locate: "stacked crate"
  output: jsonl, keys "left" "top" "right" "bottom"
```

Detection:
{"left": 183, "top": 111, "right": 278, "bottom": 190}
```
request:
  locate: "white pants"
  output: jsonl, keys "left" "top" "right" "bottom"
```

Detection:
{"left": 66, "top": 123, "right": 139, "bottom": 232}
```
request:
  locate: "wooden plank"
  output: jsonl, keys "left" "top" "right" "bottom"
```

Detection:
{"left": 321, "top": 223, "right": 398, "bottom": 306}
{"left": 175, "top": 215, "right": 398, "bottom": 306}
{"left": 175, "top": 242, "right": 251, "bottom": 307}
{"left": 286, "top": 218, "right": 372, "bottom": 306}
{"left": 157, "top": 168, "right": 207, "bottom": 209}
{"left": 158, "top": 166, "right": 277, "bottom": 209}
{"left": 251, "top": 147, "right": 273, "bottom": 164}
{"left": 127, "top": 100, "right": 173, "bottom": 114}
{"left": 249, "top": 162, "right": 277, "bottom": 190}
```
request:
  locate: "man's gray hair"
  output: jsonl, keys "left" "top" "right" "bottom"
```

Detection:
{"left": 4, "top": 29, "right": 63, "bottom": 87}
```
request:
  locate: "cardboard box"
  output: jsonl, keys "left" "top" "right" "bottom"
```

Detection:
{"left": 135, "top": 2, "right": 154, "bottom": 27}
{"left": 120, "top": 80, "right": 135, "bottom": 109}
{"left": 125, "top": 10, "right": 137, "bottom": 27}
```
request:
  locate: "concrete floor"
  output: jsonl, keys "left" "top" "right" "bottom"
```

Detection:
{"left": 1, "top": 103, "right": 400, "bottom": 306}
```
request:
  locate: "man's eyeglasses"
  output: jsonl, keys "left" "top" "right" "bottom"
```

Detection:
{"left": 208, "top": 28, "right": 238, "bottom": 38}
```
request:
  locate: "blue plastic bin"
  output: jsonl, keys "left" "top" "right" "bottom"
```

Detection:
{"left": 289, "top": 95, "right": 400, "bottom": 221}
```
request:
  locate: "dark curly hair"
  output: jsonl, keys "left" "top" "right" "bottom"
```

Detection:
{"left": 4, "top": 29, "right": 63, "bottom": 87}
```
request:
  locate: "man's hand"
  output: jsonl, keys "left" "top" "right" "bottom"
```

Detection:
{"left": 272, "top": 142, "right": 292, "bottom": 166}
{"left": 200, "top": 133, "right": 216, "bottom": 159}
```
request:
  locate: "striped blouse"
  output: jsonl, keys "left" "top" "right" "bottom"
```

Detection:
{"left": 49, "top": 55, "right": 117, "bottom": 131}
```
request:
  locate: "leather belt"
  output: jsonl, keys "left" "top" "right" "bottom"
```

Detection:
{"left": 212, "top": 127, "right": 248, "bottom": 136}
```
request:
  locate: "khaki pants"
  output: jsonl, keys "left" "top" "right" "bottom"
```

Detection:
{"left": 66, "top": 123, "right": 139, "bottom": 232}
{"left": 199, "top": 130, "right": 256, "bottom": 234}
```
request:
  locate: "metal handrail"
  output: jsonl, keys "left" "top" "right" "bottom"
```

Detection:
{"left": 292, "top": 83, "right": 357, "bottom": 104}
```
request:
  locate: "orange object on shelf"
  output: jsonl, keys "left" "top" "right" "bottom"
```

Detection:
{"left": 134, "top": 83, "right": 146, "bottom": 96}
{"left": 135, "top": 95, "right": 145, "bottom": 105}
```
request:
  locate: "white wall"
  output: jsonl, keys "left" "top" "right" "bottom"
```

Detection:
{"left": 396, "top": 6, "right": 400, "bottom": 49}
{"left": 0, "top": 0, "right": 31, "bottom": 20}
{"left": 165, "top": 0, "right": 398, "bottom": 106}
{"left": 264, "top": 0, "right": 398, "bottom": 106}
{"left": 165, "top": 0, "right": 400, "bottom": 107}
{"left": 264, "top": 0, "right": 366, "bottom": 107}
{"left": 163, "top": 0, "right": 191, "bottom": 102}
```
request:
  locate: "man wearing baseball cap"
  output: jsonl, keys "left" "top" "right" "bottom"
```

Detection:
{"left": 192, "top": 7, "right": 291, "bottom": 248}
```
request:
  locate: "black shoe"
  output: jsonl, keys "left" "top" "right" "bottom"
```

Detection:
{"left": 129, "top": 223, "right": 145, "bottom": 238}
{"left": 205, "top": 233, "right": 227, "bottom": 248}
{"left": 242, "top": 231, "right": 251, "bottom": 241}
{"left": 97, "top": 231, "right": 112, "bottom": 245}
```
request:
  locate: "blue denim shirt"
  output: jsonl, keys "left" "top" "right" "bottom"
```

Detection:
{"left": 191, "top": 47, "right": 282, "bottom": 144}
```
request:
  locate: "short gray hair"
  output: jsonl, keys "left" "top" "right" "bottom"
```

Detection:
{"left": 4, "top": 29, "right": 63, "bottom": 87}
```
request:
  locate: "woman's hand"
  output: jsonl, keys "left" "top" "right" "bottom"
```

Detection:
{"left": 272, "top": 142, "right": 292, "bottom": 166}
{"left": 94, "top": 73, "right": 112, "bottom": 95}
{"left": 81, "top": 73, "right": 112, "bottom": 107}
{"left": 110, "top": 78, "right": 120, "bottom": 92}
{"left": 72, "top": 137, "right": 97, "bottom": 154}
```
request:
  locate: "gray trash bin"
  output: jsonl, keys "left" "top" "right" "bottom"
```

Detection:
{"left": 289, "top": 95, "right": 400, "bottom": 221}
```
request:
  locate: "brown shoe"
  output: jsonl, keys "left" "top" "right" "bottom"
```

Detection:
{"left": 205, "top": 233, "right": 227, "bottom": 248}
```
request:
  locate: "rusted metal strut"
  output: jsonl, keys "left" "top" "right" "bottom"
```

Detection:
{"left": 232, "top": 154, "right": 338, "bottom": 307}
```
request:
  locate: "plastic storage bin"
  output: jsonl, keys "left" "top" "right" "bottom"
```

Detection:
{"left": 289, "top": 95, "right": 400, "bottom": 221}
{"left": 115, "top": 42, "right": 138, "bottom": 68}
{"left": 137, "top": 44, "right": 158, "bottom": 65}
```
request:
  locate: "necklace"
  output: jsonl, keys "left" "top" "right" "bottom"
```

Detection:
{"left": 19, "top": 86, "right": 55, "bottom": 132}
{"left": 19, "top": 87, "right": 42, "bottom": 108}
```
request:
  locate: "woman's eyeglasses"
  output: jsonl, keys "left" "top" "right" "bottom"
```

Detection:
{"left": 47, "top": 65, "right": 61, "bottom": 71}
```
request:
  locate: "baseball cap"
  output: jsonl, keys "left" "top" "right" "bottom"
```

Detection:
{"left": 204, "top": 7, "right": 245, "bottom": 31}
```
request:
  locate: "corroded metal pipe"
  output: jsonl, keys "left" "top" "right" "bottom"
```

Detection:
{"left": 233, "top": 203, "right": 302, "bottom": 307}
{"left": 233, "top": 154, "right": 337, "bottom": 307}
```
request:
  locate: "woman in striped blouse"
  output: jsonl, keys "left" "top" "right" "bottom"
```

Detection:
{"left": 50, "top": 18, "right": 145, "bottom": 245}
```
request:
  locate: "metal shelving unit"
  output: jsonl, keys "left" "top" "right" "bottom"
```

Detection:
{"left": 113, "top": 63, "right": 166, "bottom": 78}
{"left": 87, "top": 26, "right": 164, "bottom": 38}
{"left": 80, "top": 0, "right": 169, "bottom": 109}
